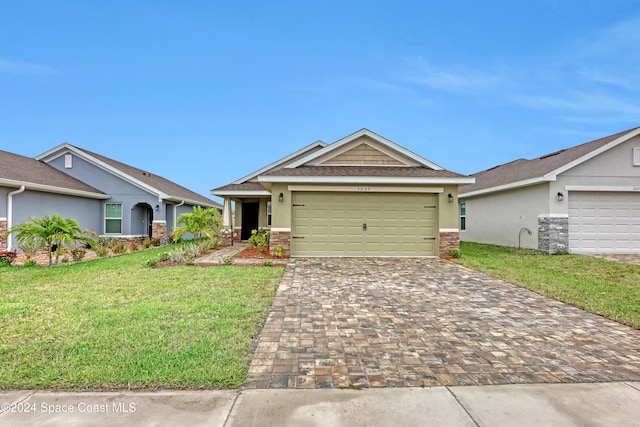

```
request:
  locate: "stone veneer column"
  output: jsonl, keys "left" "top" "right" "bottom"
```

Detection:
{"left": 439, "top": 231, "right": 459, "bottom": 257}
{"left": 538, "top": 216, "right": 569, "bottom": 254}
{"left": 0, "top": 218, "right": 7, "bottom": 251}
{"left": 269, "top": 230, "right": 291, "bottom": 257}
{"left": 152, "top": 220, "right": 168, "bottom": 244}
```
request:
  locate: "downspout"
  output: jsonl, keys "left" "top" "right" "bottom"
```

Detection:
{"left": 7, "top": 185, "right": 26, "bottom": 251}
{"left": 174, "top": 200, "right": 185, "bottom": 229}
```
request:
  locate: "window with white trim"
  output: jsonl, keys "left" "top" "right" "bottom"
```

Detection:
{"left": 459, "top": 202, "right": 466, "bottom": 231}
{"left": 267, "top": 201, "right": 272, "bottom": 227}
{"left": 105, "top": 203, "right": 122, "bottom": 234}
{"left": 633, "top": 147, "right": 640, "bottom": 166}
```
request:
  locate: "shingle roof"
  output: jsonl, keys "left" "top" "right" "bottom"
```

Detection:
{"left": 212, "top": 182, "right": 269, "bottom": 192}
{"left": 0, "top": 150, "right": 105, "bottom": 195}
{"left": 262, "top": 166, "right": 466, "bottom": 178}
{"left": 460, "top": 127, "right": 640, "bottom": 195}
{"left": 69, "top": 145, "right": 221, "bottom": 207}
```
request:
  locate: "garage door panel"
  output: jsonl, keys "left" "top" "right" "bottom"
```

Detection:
{"left": 569, "top": 191, "right": 640, "bottom": 253}
{"left": 292, "top": 191, "right": 437, "bottom": 256}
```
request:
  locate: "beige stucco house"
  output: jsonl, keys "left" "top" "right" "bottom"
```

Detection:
{"left": 459, "top": 126, "right": 640, "bottom": 254}
{"left": 212, "top": 129, "right": 475, "bottom": 257}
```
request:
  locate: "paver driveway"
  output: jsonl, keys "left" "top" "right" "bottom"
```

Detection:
{"left": 247, "top": 258, "right": 640, "bottom": 389}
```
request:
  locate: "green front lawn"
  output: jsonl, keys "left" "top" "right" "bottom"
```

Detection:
{"left": 455, "top": 242, "right": 640, "bottom": 329}
{"left": 0, "top": 246, "right": 284, "bottom": 390}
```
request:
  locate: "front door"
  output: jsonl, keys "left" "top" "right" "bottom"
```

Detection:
{"left": 241, "top": 202, "right": 260, "bottom": 240}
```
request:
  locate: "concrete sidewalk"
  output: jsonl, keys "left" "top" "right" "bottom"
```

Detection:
{"left": 2, "top": 382, "right": 639, "bottom": 426}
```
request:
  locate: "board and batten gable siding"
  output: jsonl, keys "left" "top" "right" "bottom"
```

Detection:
{"left": 320, "top": 143, "right": 406, "bottom": 166}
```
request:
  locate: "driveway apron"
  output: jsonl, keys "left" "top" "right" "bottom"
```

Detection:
{"left": 247, "top": 258, "right": 640, "bottom": 389}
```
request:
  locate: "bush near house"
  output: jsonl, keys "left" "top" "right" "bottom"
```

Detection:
{"left": 4, "top": 214, "right": 96, "bottom": 266}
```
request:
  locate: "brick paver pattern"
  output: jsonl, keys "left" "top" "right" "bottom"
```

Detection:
{"left": 247, "top": 258, "right": 640, "bottom": 389}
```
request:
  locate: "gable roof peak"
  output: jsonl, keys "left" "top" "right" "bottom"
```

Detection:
{"left": 285, "top": 128, "right": 445, "bottom": 170}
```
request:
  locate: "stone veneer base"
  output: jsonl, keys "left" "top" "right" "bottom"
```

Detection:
{"left": 439, "top": 231, "right": 460, "bottom": 257}
{"left": 538, "top": 216, "right": 569, "bottom": 254}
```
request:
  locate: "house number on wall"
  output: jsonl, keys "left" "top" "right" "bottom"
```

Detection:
{"left": 357, "top": 186, "right": 372, "bottom": 192}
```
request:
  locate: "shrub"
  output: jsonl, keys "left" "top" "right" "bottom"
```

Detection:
{"left": 448, "top": 248, "right": 462, "bottom": 258}
{"left": 272, "top": 246, "right": 284, "bottom": 258}
{"left": 130, "top": 242, "right": 139, "bottom": 252}
{"left": 157, "top": 252, "right": 170, "bottom": 262}
{"left": 151, "top": 238, "right": 162, "bottom": 247}
{"left": 142, "top": 238, "right": 152, "bottom": 249}
{"left": 71, "top": 248, "right": 86, "bottom": 261}
{"left": 0, "top": 251, "right": 17, "bottom": 266}
{"left": 95, "top": 246, "right": 109, "bottom": 258}
{"left": 262, "top": 260, "right": 273, "bottom": 267}
{"left": 222, "top": 256, "right": 235, "bottom": 265}
{"left": 113, "top": 242, "right": 128, "bottom": 254}
{"left": 145, "top": 258, "right": 158, "bottom": 267}
{"left": 99, "top": 236, "right": 114, "bottom": 249}
{"left": 248, "top": 229, "right": 270, "bottom": 252}
{"left": 23, "top": 260, "right": 37, "bottom": 267}
{"left": 170, "top": 248, "right": 186, "bottom": 265}
{"left": 185, "top": 253, "right": 196, "bottom": 265}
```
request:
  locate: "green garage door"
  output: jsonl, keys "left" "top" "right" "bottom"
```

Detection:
{"left": 291, "top": 192, "right": 437, "bottom": 256}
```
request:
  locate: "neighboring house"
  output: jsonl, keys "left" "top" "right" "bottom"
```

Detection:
{"left": 1, "top": 144, "right": 221, "bottom": 251}
{"left": 212, "top": 128, "right": 474, "bottom": 257}
{"left": 459, "top": 126, "right": 640, "bottom": 254}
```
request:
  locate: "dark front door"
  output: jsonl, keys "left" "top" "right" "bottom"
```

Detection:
{"left": 241, "top": 202, "right": 259, "bottom": 240}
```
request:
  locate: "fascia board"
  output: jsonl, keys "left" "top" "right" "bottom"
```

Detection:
{"left": 257, "top": 176, "right": 475, "bottom": 185}
{"left": 37, "top": 145, "right": 169, "bottom": 200}
{"left": 459, "top": 177, "right": 552, "bottom": 198}
{"left": 543, "top": 127, "right": 640, "bottom": 179}
{"left": 0, "top": 178, "right": 110, "bottom": 199}
{"left": 211, "top": 190, "right": 272, "bottom": 197}
{"left": 163, "top": 196, "right": 221, "bottom": 208}
{"left": 231, "top": 140, "right": 328, "bottom": 185}
{"left": 285, "top": 129, "right": 445, "bottom": 170}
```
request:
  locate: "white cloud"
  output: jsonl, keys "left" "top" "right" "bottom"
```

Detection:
{"left": 0, "top": 59, "right": 57, "bottom": 75}
{"left": 396, "top": 57, "right": 500, "bottom": 94}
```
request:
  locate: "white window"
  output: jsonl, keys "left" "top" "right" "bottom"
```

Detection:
{"left": 267, "top": 201, "right": 272, "bottom": 227}
{"left": 105, "top": 203, "right": 122, "bottom": 234}
{"left": 64, "top": 154, "right": 73, "bottom": 168}
{"left": 459, "top": 202, "right": 466, "bottom": 231}
{"left": 633, "top": 147, "right": 640, "bottom": 166}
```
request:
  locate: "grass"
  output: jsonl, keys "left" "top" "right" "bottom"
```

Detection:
{"left": 0, "top": 246, "right": 284, "bottom": 390}
{"left": 455, "top": 242, "right": 640, "bottom": 329}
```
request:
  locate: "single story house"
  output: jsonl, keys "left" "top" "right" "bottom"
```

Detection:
{"left": 212, "top": 128, "right": 475, "bottom": 257}
{"left": 1, "top": 144, "right": 221, "bottom": 251}
{"left": 459, "top": 126, "right": 640, "bottom": 254}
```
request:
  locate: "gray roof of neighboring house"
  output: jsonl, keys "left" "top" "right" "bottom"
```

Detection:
{"left": 460, "top": 127, "right": 640, "bottom": 195}
{"left": 0, "top": 150, "right": 106, "bottom": 196}
{"left": 66, "top": 145, "right": 222, "bottom": 208}
{"left": 213, "top": 182, "right": 269, "bottom": 193}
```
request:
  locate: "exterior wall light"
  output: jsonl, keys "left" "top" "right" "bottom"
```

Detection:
{"left": 557, "top": 192, "right": 564, "bottom": 201}
{"left": 278, "top": 192, "right": 284, "bottom": 203}
{"left": 448, "top": 193, "right": 454, "bottom": 203}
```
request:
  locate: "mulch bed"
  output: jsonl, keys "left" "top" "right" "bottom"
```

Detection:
{"left": 234, "top": 246, "right": 288, "bottom": 260}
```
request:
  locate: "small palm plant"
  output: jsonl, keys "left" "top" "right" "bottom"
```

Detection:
{"left": 170, "top": 206, "right": 222, "bottom": 243}
{"left": 5, "top": 214, "right": 96, "bottom": 265}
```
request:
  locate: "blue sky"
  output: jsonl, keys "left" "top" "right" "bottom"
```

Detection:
{"left": 2, "top": 1, "right": 639, "bottom": 201}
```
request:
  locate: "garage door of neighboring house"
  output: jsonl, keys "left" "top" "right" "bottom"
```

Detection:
{"left": 291, "top": 191, "right": 437, "bottom": 256}
{"left": 569, "top": 191, "right": 640, "bottom": 253}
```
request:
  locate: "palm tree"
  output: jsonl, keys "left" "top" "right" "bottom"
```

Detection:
{"left": 170, "top": 206, "right": 222, "bottom": 242}
{"left": 5, "top": 214, "right": 96, "bottom": 265}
